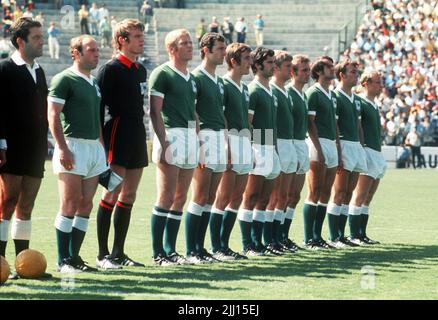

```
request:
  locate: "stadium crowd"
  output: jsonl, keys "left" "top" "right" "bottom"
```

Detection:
{"left": 342, "top": 0, "right": 438, "bottom": 147}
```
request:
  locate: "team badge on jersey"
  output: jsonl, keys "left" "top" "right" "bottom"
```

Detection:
{"left": 218, "top": 82, "right": 224, "bottom": 95}
{"left": 355, "top": 100, "right": 361, "bottom": 112}
{"left": 331, "top": 97, "right": 337, "bottom": 109}
{"left": 191, "top": 80, "right": 197, "bottom": 93}
{"left": 139, "top": 82, "right": 147, "bottom": 96}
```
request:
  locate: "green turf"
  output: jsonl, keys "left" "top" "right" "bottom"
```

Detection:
{"left": 1, "top": 162, "right": 437, "bottom": 300}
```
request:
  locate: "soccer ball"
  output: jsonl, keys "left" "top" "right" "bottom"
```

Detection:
{"left": 15, "top": 249, "right": 47, "bottom": 279}
{"left": 1, "top": 255, "right": 10, "bottom": 284}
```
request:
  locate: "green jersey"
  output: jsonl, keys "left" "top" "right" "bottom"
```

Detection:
{"left": 271, "top": 82, "right": 293, "bottom": 140}
{"left": 148, "top": 63, "right": 197, "bottom": 128}
{"left": 334, "top": 89, "right": 362, "bottom": 142}
{"left": 306, "top": 83, "right": 337, "bottom": 140}
{"left": 287, "top": 85, "right": 308, "bottom": 140}
{"left": 222, "top": 75, "right": 250, "bottom": 132}
{"left": 360, "top": 96, "right": 381, "bottom": 152}
{"left": 192, "top": 66, "right": 226, "bottom": 131}
{"left": 48, "top": 68, "right": 101, "bottom": 140}
{"left": 248, "top": 80, "right": 277, "bottom": 145}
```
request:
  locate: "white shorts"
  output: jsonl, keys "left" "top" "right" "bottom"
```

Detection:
{"left": 152, "top": 127, "right": 199, "bottom": 170}
{"left": 340, "top": 140, "right": 367, "bottom": 173}
{"left": 361, "top": 147, "right": 387, "bottom": 179}
{"left": 198, "top": 129, "right": 227, "bottom": 173}
{"left": 307, "top": 137, "right": 338, "bottom": 169}
{"left": 228, "top": 133, "right": 253, "bottom": 175}
{"left": 52, "top": 138, "right": 108, "bottom": 179}
{"left": 293, "top": 139, "right": 309, "bottom": 174}
{"left": 250, "top": 144, "right": 281, "bottom": 180}
{"left": 277, "top": 139, "right": 298, "bottom": 174}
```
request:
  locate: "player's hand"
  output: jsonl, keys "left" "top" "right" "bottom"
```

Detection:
{"left": 60, "top": 147, "right": 75, "bottom": 170}
{"left": 337, "top": 158, "right": 344, "bottom": 173}
{"left": 0, "top": 150, "right": 6, "bottom": 168}
{"left": 160, "top": 141, "right": 172, "bottom": 164}
{"left": 317, "top": 149, "right": 325, "bottom": 168}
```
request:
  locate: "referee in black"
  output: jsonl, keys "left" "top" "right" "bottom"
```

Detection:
{"left": 95, "top": 19, "right": 148, "bottom": 269}
{"left": 0, "top": 17, "right": 51, "bottom": 279}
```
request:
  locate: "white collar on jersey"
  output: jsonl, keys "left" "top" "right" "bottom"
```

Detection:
{"left": 253, "top": 79, "right": 272, "bottom": 96}
{"left": 361, "top": 95, "right": 378, "bottom": 110}
{"left": 335, "top": 87, "right": 355, "bottom": 103}
{"left": 223, "top": 74, "right": 243, "bottom": 92}
{"left": 166, "top": 62, "right": 191, "bottom": 81}
{"left": 270, "top": 81, "right": 288, "bottom": 98}
{"left": 69, "top": 66, "right": 95, "bottom": 86}
{"left": 199, "top": 65, "right": 218, "bottom": 84}
{"left": 315, "top": 82, "right": 332, "bottom": 100}
{"left": 288, "top": 84, "right": 306, "bottom": 102}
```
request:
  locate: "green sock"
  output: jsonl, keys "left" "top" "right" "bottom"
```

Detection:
{"left": 314, "top": 205, "right": 327, "bottom": 241}
{"left": 209, "top": 209, "right": 223, "bottom": 253}
{"left": 196, "top": 211, "right": 210, "bottom": 253}
{"left": 348, "top": 206, "right": 362, "bottom": 239}
{"left": 69, "top": 216, "right": 89, "bottom": 259}
{"left": 56, "top": 229, "right": 71, "bottom": 264}
{"left": 303, "top": 203, "right": 317, "bottom": 243}
{"left": 151, "top": 206, "right": 168, "bottom": 258}
{"left": 327, "top": 214, "right": 339, "bottom": 241}
{"left": 272, "top": 220, "right": 281, "bottom": 245}
{"left": 360, "top": 214, "right": 369, "bottom": 238}
{"left": 220, "top": 209, "right": 237, "bottom": 250}
{"left": 252, "top": 210, "right": 265, "bottom": 249}
{"left": 238, "top": 209, "right": 253, "bottom": 250}
{"left": 263, "top": 221, "right": 273, "bottom": 246}
{"left": 163, "top": 211, "right": 182, "bottom": 255}
{"left": 338, "top": 213, "right": 348, "bottom": 239}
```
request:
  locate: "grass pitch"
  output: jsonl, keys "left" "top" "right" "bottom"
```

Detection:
{"left": 1, "top": 162, "right": 437, "bottom": 300}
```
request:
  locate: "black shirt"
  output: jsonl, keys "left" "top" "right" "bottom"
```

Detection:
{"left": 97, "top": 56, "right": 147, "bottom": 124}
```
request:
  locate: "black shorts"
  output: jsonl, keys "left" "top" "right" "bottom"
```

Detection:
{"left": 0, "top": 139, "right": 46, "bottom": 178}
{"left": 103, "top": 117, "right": 148, "bottom": 169}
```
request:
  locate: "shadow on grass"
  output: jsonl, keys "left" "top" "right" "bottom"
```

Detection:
{"left": 2, "top": 243, "right": 437, "bottom": 299}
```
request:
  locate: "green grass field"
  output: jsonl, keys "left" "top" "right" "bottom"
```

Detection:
{"left": 1, "top": 162, "right": 437, "bottom": 300}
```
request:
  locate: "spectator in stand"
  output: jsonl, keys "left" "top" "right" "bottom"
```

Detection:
{"left": 253, "top": 14, "right": 264, "bottom": 46}
{"left": 34, "top": 11, "right": 44, "bottom": 27}
{"left": 405, "top": 127, "right": 423, "bottom": 168}
{"left": 48, "top": 21, "right": 60, "bottom": 60}
{"left": 234, "top": 17, "right": 247, "bottom": 44}
{"left": 195, "top": 18, "right": 206, "bottom": 44}
{"left": 99, "top": 3, "right": 109, "bottom": 24}
{"left": 78, "top": 4, "right": 90, "bottom": 35}
{"left": 208, "top": 16, "right": 219, "bottom": 33}
{"left": 99, "top": 16, "right": 111, "bottom": 48}
{"left": 22, "top": 6, "right": 32, "bottom": 18}
{"left": 89, "top": 2, "right": 100, "bottom": 36}
{"left": 220, "top": 17, "right": 233, "bottom": 44}
{"left": 396, "top": 143, "right": 411, "bottom": 168}
{"left": 2, "top": 8, "right": 14, "bottom": 37}
{"left": 140, "top": 0, "right": 153, "bottom": 33}
{"left": 110, "top": 16, "right": 117, "bottom": 32}
{"left": 13, "top": 6, "right": 22, "bottom": 20}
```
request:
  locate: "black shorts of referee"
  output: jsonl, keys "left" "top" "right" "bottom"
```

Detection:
{"left": 103, "top": 117, "right": 148, "bottom": 169}
{"left": 0, "top": 136, "right": 47, "bottom": 179}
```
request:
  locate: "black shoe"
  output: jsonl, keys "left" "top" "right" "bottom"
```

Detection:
{"left": 185, "top": 251, "right": 209, "bottom": 264}
{"left": 302, "top": 239, "right": 322, "bottom": 250}
{"left": 167, "top": 252, "right": 190, "bottom": 265}
{"left": 315, "top": 239, "right": 334, "bottom": 249}
{"left": 112, "top": 254, "right": 145, "bottom": 267}
{"left": 199, "top": 249, "right": 221, "bottom": 263}
{"left": 361, "top": 236, "right": 380, "bottom": 245}
{"left": 72, "top": 256, "right": 98, "bottom": 272}
{"left": 242, "top": 244, "right": 265, "bottom": 257}
{"left": 339, "top": 236, "right": 360, "bottom": 247}
{"left": 224, "top": 248, "right": 248, "bottom": 260}
{"left": 280, "top": 239, "right": 298, "bottom": 252}
{"left": 262, "top": 244, "right": 283, "bottom": 256}
{"left": 152, "top": 253, "right": 178, "bottom": 266}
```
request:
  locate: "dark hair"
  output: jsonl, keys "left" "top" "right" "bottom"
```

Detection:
{"left": 311, "top": 56, "right": 333, "bottom": 80}
{"left": 10, "top": 17, "right": 42, "bottom": 49}
{"left": 225, "top": 42, "right": 251, "bottom": 69}
{"left": 335, "top": 59, "right": 359, "bottom": 80}
{"left": 199, "top": 32, "right": 225, "bottom": 59}
{"left": 250, "top": 47, "right": 274, "bottom": 74}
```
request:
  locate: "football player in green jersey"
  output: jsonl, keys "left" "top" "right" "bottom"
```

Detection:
{"left": 326, "top": 60, "right": 367, "bottom": 249}
{"left": 284, "top": 54, "right": 311, "bottom": 250}
{"left": 303, "top": 56, "right": 340, "bottom": 250}
{"left": 265, "top": 50, "right": 297, "bottom": 254}
{"left": 149, "top": 29, "right": 199, "bottom": 266}
{"left": 349, "top": 71, "right": 386, "bottom": 245}
{"left": 211, "top": 43, "right": 252, "bottom": 261}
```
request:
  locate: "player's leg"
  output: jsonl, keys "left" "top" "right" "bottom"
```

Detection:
{"left": 257, "top": 178, "right": 280, "bottom": 254}
{"left": 327, "top": 169, "right": 349, "bottom": 246}
{"left": 13, "top": 176, "right": 42, "bottom": 256}
{"left": 284, "top": 172, "right": 305, "bottom": 247}
{"left": 316, "top": 166, "right": 337, "bottom": 247}
{"left": 0, "top": 174, "right": 22, "bottom": 257}
{"left": 273, "top": 173, "right": 294, "bottom": 250}
{"left": 361, "top": 179, "right": 381, "bottom": 244}
{"left": 338, "top": 171, "right": 359, "bottom": 245}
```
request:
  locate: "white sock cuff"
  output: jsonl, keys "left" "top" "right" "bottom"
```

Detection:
{"left": 253, "top": 209, "right": 265, "bottom": 222}
{"left": 304, "top": 201, "right": 318, "bottom": 207}
{"left": 11, "top": 218, "right": 32, "bottom": 240}
{"left": 203, "top": 204, "right": 212, "bottom": 212}
{"left": 327, "top": 202, "right": 341, "bottom": 216}
{"left": 362, "top": 206, "right": 369, "bottom": 215}
{"left": 341, "top": 204, "right": 349, "bottom": 216}
{"left": 73, "top": 216, "right": 89, "bottom": 232}
{"left": 0, "top": 220, "right": 10, "bottom": 242}
{"left": 211, "top": 207, "right": 225, "bottom": 215}
{"left": 265, "top": 210, "right": 275, "bottom": 223}
{"left": 274, "top": 209, "right": 284, "bottom": 222}
{"left": 317, "top": 202, "right": 328, "bottom": 207}
{"left": 55, "top": 213, "right": 73, "bottom": 233}
{"left": 237, "top": 208, "right": 253, "bottom": 223}
{"left": 348, "top": 205, "right": 362, "bottom": 216}
{"left": 187, "top": 201, "right": 204, "bottom": 216}
{"left": 225, "top": 206, "right": 238, "bottom": 214}
{"left": 285, "top": 206, "right": 295, "bottom": 220}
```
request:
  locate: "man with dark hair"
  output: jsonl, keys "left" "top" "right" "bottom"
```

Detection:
{"left": 184, "top": 32, "right": 227, "bottom": 264}
{"left": 238, "top": 47, "right": 281, "bottom": 256}
{"left": 0, "top": 17, "right": 51, "bottom": 279}
{"left": 95, "top": 19, "right": 147, "bottom": 269}
{"left": 210, "top": 42, "right": 252, "bottom": 261}
{"left": 303, "top": 56, "right": 340, "bottom": 250}
{"left": 49, "top": 35, "right": 107, "bottom": 273}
